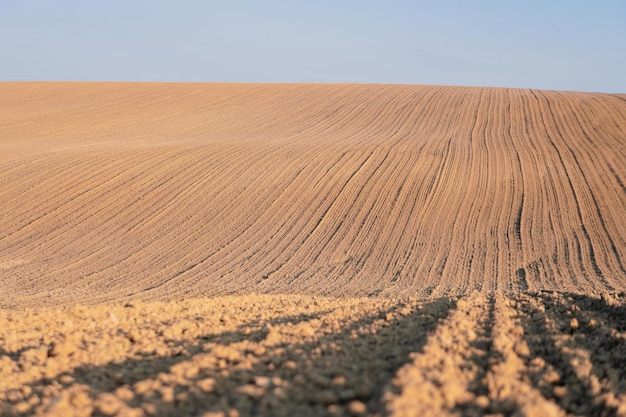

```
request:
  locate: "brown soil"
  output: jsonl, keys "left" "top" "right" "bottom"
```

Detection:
{"left": 1, "top": 82, "right": 625, "bottom": 416}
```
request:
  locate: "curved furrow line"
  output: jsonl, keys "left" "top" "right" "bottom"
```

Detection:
{"left": 404, "top": 152, "right": 461, "bottom": 294}
{"left": 329, "top": 89, "right": 426, "bottom": 146}
{"left": 0, "top": 148, "right": 213, "bottom": 291}
{"left": 300, "top": 137, "right": 430, "bottom": 283}
{"left": 476, "top": 90, "right": 504, "bottom": 291}
{"left": 242, "top": 85, "right": 379, "bottom": 143}
{"left": 368, "top": 148, "right": 438, "bottom": 292}
{"left": 344, "top": 143, "right": 434, "bottom": 278}
{"left": 0, "top": 149, "right": 141, "bottom": 237}
{"left": 553, "top": 95, "right": 626, "bottom": 280}
{"left": 418, "top": 89, "right": 483, "bottom": 293}
{"left": 607, "top": 163, "right": 626, "bottom": 195}
{"left": 0, "top": 148, "right": 181, "bottom": 251}
{"left": 294, "top": 86, "right": 407, "bottom": 148}
{"left": 478, "top": 89, "right": 507, "bottom": 291}
{"left": 314, "top": 85, "right": 424, "bottom": 144}
{"left": 433, "top": 88, "right": 488, "bottom": 295}
{"left": 539, "top": 91, "right": 620, "bottom": 290}
{"left": 508, "top": 88, "right": 555, "bottom": 291}
{"left": 310, "top": 139, "right": 413, "bottom": 279}
{"left": 480, "top": 88, "right": 516, "bottom": 292}
{"left": 79, "top": 142, "right": 315, "bottom": 289}
{"left": 470, "top": 88, "right": 517, "bottom": 292}
{"left": 333, "top": 151, "right": 416, "bottom": 284}
{"left": 251, "top": 154, "right": 394, "bottom": 295}
{"left": 502, "top": 88, "right": 532, "bottom": 290}
{"left": 263, "top": 148, "right": 383, "bottom": 275}
{"left": 214, "top": 143, "right": 371, "bottom": 252}
{"left": 18, "top": 144, "right": 250, "bottom": 279}
{"left": 38, "top": 147, "right": 233, "bottom": 278}
{"left": 392, "top": 88, "right": 474, "bottom": 295}
{"left": 556, "top": 93, "right": 625, "bottom": 195}
{"left": 507, "top": 90, "right": 529, "bottom": 255}
{"left": 220, "top": 85, "right": 378, "bottom": 146}
{"left": 576, "top": 94, "right": 626, "bottom": 161}
{"left": 505, "top": 88, "right": 557, "bottom": 291}
{"left": 418, "top": 105, "right": 480, "bottom": 296}
{"left": 229, "top": 149, "right": 379, "bottom": 289}
{"left": 526, "top": 90, "right": 599, "bottom": 292}
{"left": 1, "top": 145, "right": 193, "bottom": 242}
{"left": 164, "top": 149, "right": 380, "bottom": 295}
{"left": 585, "top": 93, "right": 626, "bottom": 133}
{"left": 380, "top": 88, "right": 458, "bottom": 279}
{"left": 313, "top": 91, "right": 448, "bottom": 276}
{"left": 127, "top": 144, "right": 373, "bottom": 294}
{"left": 205, "top": 85, "right": 341, "bottom": 141}
{"left": 0, "top": 153, "right": 74, "bottom": 187}
{"left": 171, "top": 146, "right": 340, "bottom": 283}
{"left": 399, "top": 143, "right": 454, "bottom": 296}
{"left": 560, "top": 141, "right": 626, "bottom": 280}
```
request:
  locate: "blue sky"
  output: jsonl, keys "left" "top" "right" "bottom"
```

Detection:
{"left": 1, "top": 1, "right": 625, "bottom": 92}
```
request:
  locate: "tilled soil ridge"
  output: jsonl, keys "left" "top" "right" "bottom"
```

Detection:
{"left": 2, "top": 291, "right": 625, "bottom": 416}
{"left": 1, "top": 83, "right": 625, "bottom": 307}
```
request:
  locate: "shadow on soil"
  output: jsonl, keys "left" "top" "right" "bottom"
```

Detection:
{"left": 3, "top": 298, "right": 454, "bottom": 416}
{"left": 514, "top": 291, "right": 626, "bottom": 416}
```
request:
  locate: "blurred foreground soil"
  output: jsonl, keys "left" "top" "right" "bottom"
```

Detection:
{"left": 2, "top": 292, "right": 625, "bottom": 416}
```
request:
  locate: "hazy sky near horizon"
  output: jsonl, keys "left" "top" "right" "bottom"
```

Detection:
{"left": 1, "top": 1, "right": 625, "bottom": 93}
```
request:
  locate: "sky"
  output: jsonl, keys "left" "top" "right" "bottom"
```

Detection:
{"left": 1, "top": 1, "right": 625, "bottom": 93}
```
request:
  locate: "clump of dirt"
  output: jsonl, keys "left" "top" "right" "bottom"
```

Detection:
{"left": 0, "top": 294, "right": 451, "bottom": 416}
{"left": 2, "top": 291, "right": 625, "bottom": 416}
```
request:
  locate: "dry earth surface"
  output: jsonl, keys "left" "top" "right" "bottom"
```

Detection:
{"left": 1, "top": 82, "right": 625, "bottom": 416}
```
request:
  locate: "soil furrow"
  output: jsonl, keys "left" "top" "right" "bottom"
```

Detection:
{"left": 1, "top": 82, "right": 625, "bottom": 414}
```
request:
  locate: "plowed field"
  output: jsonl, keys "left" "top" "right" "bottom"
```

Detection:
{"left": 1, "top": 83, "right": 625, "bottom": 416}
